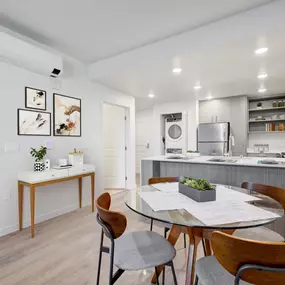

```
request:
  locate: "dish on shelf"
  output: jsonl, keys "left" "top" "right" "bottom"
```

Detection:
{"left": 255, "top": 115, "right": 265, "bottom": 120}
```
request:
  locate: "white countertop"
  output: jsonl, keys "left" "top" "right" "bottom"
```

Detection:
{"left": 18, "top": 164, "right": 96, "bottom": 183}
{"left": 142, "top": 156, "right": 285, "bottom": 168}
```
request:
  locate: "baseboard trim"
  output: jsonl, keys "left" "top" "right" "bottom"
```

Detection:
{"left": 0, "top": 202, "right": 91, "bottom": 237}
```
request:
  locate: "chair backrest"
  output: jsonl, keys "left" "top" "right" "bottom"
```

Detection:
{"left": 211, "top": 231, "right": 285, "bottom": 285}
{"left": 148, "top": 177, "right": 178, "bottom": 185}
{"left": 242, "top": 182, "right": 285, "bottom": 210}
{"left": 96, "top": 192, "right": 127, "bottom": 239}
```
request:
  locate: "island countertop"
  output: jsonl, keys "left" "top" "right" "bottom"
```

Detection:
{"left": 142, "top": 155, "right": 285, "bottom": 168}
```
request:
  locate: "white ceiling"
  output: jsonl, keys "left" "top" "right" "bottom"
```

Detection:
{"left": 0, "top": 0, "right": 273, "bottom": 62}
{"left": 1, "top": 0, "right": 285, "bottom": 110}
{"left": 87, "top": 0, "right": 285, "bottom": 109}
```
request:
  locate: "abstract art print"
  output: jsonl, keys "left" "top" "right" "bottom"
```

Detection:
{"left": 18, "top": 109, "right": 51, "bottom": 136}
{"left": 25, "top": 87, "right": 46, "bottom": 110}
{"left": 53, "top": 93, "right": 81, "bottom": 136}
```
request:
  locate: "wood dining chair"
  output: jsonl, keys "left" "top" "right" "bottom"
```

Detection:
{"left": 194, "top": 231, "right": 285, "bottom": 285}
{"left": 148, "top": 177, "right": 187, "bottom": 248}
{"left": 96, "top": 192, "right": 178, "bottom": 285}
{"left": 234, "top": 182, "right": 285, "bottom": 242}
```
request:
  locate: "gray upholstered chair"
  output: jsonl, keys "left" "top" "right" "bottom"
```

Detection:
{"left": 195, "top": 231, "right": 285, "bottom": 285}
{"left": 234, "top": 182, "right": 285, "bottom": 242}
{"left": 96, "top": 192, "right": 178, "bottom": 285}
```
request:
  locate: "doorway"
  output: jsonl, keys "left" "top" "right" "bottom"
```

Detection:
{"left": 103, "top": 103, "right": 126, "bottom": 190}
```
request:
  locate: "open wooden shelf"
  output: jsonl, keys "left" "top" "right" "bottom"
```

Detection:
{"left": 249, "top": 106, "right": 285, "bottom": 112}
{"left": 249, "top": 118, "right": 285, "bottom": 123}
{"left": 248, "top": 131, "right": 285, "bottom": 134}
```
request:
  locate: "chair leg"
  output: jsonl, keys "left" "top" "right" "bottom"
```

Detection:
{"left": 96, "top": 230, "right": 104, "bottom": 285}
{"left": 155, "top": 266, "right": 160, "bottom": 285}
{"left": 184, "top": 233, "right": 187, "bottom": 248}
{"left": 202, "top": 239, "right": 207, "bottom": 256}
{"left": 164, "top": 227, "right": 168, "bottom": 238}
{"left": 194, "top": 275, "right": 199, "bottom": 285}
{"left": 150, "top": 219, "right": 154, "bottom": 231}
{"left": 170, "top": 261, "right": 178, "bottom": 285}
{"left": 109, "top": 241, "right": 115, "bottom": 285}
{"left": 162, "top": 267, "right": 165, "bottom": 285}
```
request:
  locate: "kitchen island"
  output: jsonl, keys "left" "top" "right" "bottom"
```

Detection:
{"left": 141, "top": 155, "right": 285, "bottom": 238}
{"left": 141, "top": 156, "right": 285, "bottom": 188}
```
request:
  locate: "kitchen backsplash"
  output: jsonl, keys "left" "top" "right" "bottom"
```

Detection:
{"left": 248, "top": 133, "right": 285, "bottom": 152}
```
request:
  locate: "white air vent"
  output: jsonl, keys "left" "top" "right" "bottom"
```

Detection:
{"left": 0, "top": 32, "right": 63, "bottom": 77}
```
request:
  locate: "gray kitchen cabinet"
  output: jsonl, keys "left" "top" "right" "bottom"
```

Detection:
{"left": 199, "top": 96, "right": 247, "bottom": 155}
{"left": 199, "top": 98, "right": 231, "bottom": 123}
{"left": 230, "top": 96, "right": 248, "bottom": 155}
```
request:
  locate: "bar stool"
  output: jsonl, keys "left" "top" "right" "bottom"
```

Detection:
{"left": 96, "top": 192, "right": 178, "bottom": 285}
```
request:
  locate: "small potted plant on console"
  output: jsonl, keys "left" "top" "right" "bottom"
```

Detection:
{"left": 30, "top": 145, "right": 47, "bottom": 172}
{"left": 179, "top": 177, "right": 216, "bottom": 202}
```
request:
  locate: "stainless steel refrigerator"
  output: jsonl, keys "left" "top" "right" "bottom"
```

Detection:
{"left": 198, "top": 123, "right": 230, "bottom": 156}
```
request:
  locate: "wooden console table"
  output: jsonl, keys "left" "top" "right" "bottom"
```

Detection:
{"left": 18, "top": 165, "right": 95, "bottom": 238}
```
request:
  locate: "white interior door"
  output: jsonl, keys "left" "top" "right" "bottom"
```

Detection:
{"left": 103, "top": 103, "right": 126, "bottom": 189}
{"left": 136, "top": 110, "right": 152, "bottom": 174}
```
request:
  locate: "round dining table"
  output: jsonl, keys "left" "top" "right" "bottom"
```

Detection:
{"left": 124, "top": 183, "right": 284, "bottom": 285}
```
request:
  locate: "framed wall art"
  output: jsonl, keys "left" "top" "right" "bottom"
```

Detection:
{"left": 25, "top": 87, "right": 47, "bottom": 110}
{"left": 17, "top": 109, "right": 51, "bottom": 136}
{"left": 53, "top": 93, "right": 81, "bottom": 136}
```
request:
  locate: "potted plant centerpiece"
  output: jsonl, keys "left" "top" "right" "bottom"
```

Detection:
{"left": 30, "top": 145, "right": 47, "bottom": 172}
{"left": 179, "top": 177, "right": 216, "bottom": 202}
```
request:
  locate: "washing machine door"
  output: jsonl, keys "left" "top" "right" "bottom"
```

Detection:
{"left": 167, "top": 123, "right": 182, "bottom": 141}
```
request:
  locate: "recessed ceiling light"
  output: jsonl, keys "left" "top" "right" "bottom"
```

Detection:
{"left": 258, "top": 87, "right": 267, "bottom": 93}
{"left": 194, "top": 83, "right": 202, "bottom": 90}
{"left": 172, "top": 68, "right": 182, "bottom": 74}
{"left": 258, "top": 72, "right": 268, "bottom": 79}
{"left": 206, "top": 95, "right": 213, "bottom": 100}
{"left": 255, "top": 47, "right": 268, "bottom": 55}
{"left": 148, "top": 92, "right": 155, "bottom": 98}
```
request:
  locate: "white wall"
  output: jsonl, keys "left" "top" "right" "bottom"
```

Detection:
{"left": 136, "top": 109, "right": 154, "bottom": 173}
{"left": 0, "top": 59, "right": 135, "bottom": 236}
{"left": 135, "top": 99, "right": 198, "bottom": 173}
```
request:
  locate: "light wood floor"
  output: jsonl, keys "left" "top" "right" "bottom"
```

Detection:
{"left": 0, "top": 191, "right": 204, "bottom": 285}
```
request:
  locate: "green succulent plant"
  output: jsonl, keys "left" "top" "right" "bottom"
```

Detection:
{"left": 181, "top": 178, "right": 214, "bottom": 191}
{"left": 30, "top": 146, "right": 47, "bottom": 162}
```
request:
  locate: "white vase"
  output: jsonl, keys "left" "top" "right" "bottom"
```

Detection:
{"left": 34, "top": 161, "right": 45, "bottom": 172}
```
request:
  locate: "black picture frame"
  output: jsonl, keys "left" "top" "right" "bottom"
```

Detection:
{"left": 53, "top": 93, "right": 82, "bottom": 137}
{"left": 17, "top": 109, "right": 51, "bottom": 136}
{"left": 25, "top": 86, "right": 47, "bottom": 110}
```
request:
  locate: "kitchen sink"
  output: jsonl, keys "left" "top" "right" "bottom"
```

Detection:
{"left": 207, "top": 158, "right": 227, "bottom": 162}
{"left": 207, "top": 158, "right": 237, "bottom": 163}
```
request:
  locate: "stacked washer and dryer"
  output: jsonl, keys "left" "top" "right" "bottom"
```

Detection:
{"left": 164, "top": 112, "right": 188, "bottom": 155}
